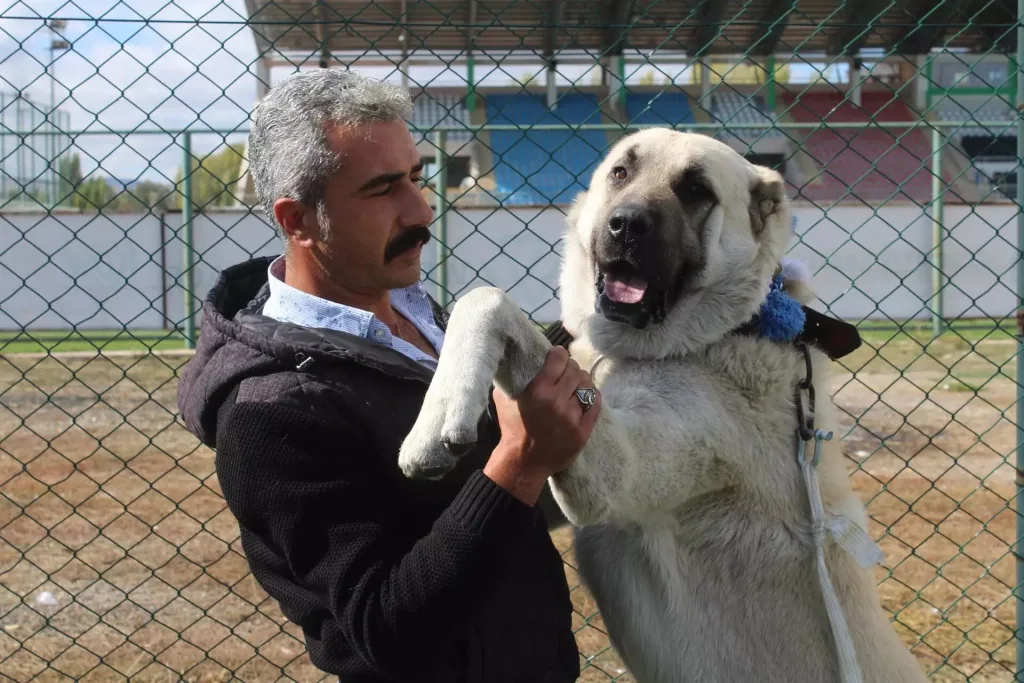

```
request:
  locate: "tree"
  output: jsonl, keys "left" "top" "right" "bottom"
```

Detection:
{"left": 51, "top": 152, "right": 175, "bottom": 213}
{"left": 56, "top": 153, "right": 82, "bottom": 206}
{"left": 71, "top": 176, "right": 115, "bottom": 211}
{"left": 118, "top": 179, "right": 175, "bottom": 213}
{"left": 174, "top": 142, "right": 246, "bottom": 210}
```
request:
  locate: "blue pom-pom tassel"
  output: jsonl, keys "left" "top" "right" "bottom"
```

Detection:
{"left": 753, "top": 274, "right": 806, "bottom": 342}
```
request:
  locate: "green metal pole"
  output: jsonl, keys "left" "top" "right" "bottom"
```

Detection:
{"left": 930, "top": 124, "right": 944, "bottom": 338}
{"left": 182, "top": 132, "right": 196, "bottom": 350}
{"left": 433, "top": 130, "right": 448, "bottom": 308}
{"left": 1015, "top": 0, "right": 1024, "bottom": 676}
{"left": 2, "top": 94, "right": 6, "bottom": 200}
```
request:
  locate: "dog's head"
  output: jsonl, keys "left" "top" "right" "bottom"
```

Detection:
{"left": 559, "top": 128, "right": 793, "bottom": 359}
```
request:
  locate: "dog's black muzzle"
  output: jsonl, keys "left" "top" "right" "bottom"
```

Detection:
{"left": 594, "top": 203, "right": 677, "bottom": 329}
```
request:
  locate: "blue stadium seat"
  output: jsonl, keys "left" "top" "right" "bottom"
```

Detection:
{"left": 625, "top": 91, "right": 696, "bottom": 127}
{"left": 409, "top": 92, "right": 473, "bottom": 143}
{"left": 711, "top": 91, "right": 781, "bottom": 142}
{"left": 485, "top": 92, "right": 607, "bottom": 205}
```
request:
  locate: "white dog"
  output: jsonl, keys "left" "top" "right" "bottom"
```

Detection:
{"left": 398, "top": 129, "right": 928, "bottom": 683}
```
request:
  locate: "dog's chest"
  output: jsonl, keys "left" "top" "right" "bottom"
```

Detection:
{"left": 574, "top": 504, "right": 834, "bottom": 683}
{"left": 573, "top": 338, "right": 802, "bottom": 404}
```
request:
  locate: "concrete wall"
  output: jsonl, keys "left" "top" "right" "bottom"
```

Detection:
{"left": 1, "top": 203, "right": 1018, "bottom": 331}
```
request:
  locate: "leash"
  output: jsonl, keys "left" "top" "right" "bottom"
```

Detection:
{"left": 794, "top": 341, "right": 884, "bottom": 683}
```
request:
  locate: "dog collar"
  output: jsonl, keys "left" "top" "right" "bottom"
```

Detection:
{"left": 733, "top": 263, "right": 862, "bottom": 361}
{"left": 541, "top": 263, "right": 862, "bottom": 361}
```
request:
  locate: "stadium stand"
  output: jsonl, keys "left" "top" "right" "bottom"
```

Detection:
{"left": 711, "top": 91, "right": 782, "bottom": 142}
{"left": 484, "top": 91, "right": 608, "bottom": 205}
{"left": 781, "top": 90, "right": 935, "bottom": 204}
{"left": 624, "top": 90, "right": 696, "bottom": 126}
{"left": 409, "top": 90, "right": 474, "bottom": 143}
{"left": 935, "top": 95, "right": 1017, "bottom": 200}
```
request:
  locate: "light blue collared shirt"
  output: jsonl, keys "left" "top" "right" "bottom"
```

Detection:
{"left": 260, "top": 256, "right": 445, "bottom": 370}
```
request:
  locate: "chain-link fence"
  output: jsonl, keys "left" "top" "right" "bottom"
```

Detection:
{"left": 0, "top": 1, "right": 1022, "bottom": 681}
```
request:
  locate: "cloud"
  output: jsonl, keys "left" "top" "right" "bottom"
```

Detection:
{"left": 0, "top": 0, "right": 257, "bottom": 183}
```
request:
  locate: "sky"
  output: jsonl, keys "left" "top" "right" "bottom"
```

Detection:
{"left": 0, "top": 0, "right": 858, "bottom": 186}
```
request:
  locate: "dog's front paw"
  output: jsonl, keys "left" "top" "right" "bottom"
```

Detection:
{"left": 399, "top": 362, "right": 495, "bottom": 480}
{"left": 398, "top": 397, "right": 482, "bottom": 480}
{"left": 399, "top": 287, "right": 514, "bottom": 480}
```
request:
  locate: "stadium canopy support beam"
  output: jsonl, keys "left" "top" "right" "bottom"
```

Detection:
{"left": 542, "top": 0, "right": 565, "bottom": 110}
{"left": 542, "top": 0, "right": 566, "bottom": 58}
{"left": 1015, "top": 0, "right": 1024, "bottom": 679}
{"left": 888, "top": 0, "right": 956, "bottom": 54}
{"left": 602, "top": 0, "right": 634, "bottom": 58}
{"left": 747, "top": 0, "right": 797, "bottom": 56}
{"left": 602, "top": 0, "right": 633, "bottom": 113}
{"left": 314, "top": 1, "right": 330, "bottom": 68}
{"left": 828, "top": 0, "right": 889, "bottom": 56}
{"left": 688, "top": 1, "right": 727, "bottom": 59}
{"left": 690, "top": 0, "right": 724, "bottom": 115}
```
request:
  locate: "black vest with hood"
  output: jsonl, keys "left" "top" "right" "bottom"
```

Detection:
{"left": 176, "top": 256, "right": 580, "bottom": 682}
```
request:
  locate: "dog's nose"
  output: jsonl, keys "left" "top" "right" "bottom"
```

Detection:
{"left": 608, "top": 204, "right": 654, "bottom": 239}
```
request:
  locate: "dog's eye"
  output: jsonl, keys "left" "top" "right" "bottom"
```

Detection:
{"left": 688, "top": 183, "right": 712, "bottom": 199}
{"left": 613, "top": 166, "right": 627, "bottom": 181}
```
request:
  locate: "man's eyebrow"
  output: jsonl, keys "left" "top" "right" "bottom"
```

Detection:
{"left": 357, "top": 161, "right": 425, "bottom": 194}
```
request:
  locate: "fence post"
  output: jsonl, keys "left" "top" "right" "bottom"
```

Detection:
{"left": 433, "top": 130, "right": 448, "bottom": 308}
{"left": 930, "top": 124, "right": 945, "bottom": 338}
{"left": 182, "top": 131, "right": 196, "bottom": 349}
{"left": 1016, "top": 0, "right": 1024, "bottom": 677}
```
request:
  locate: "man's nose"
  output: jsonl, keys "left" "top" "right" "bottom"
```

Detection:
{"left": 407, "top": 180, "right": 435, "bottom": 226}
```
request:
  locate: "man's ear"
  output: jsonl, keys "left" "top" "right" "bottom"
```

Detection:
{"left": 749, "top": 166, "right": 785, "bottom": 236}
{"left": 273, "top": 197, "right": 319, "bottom": 248}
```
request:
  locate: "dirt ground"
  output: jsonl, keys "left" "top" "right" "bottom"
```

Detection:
{"left": 0, "top": 329, "right": 1018, "bottom": 682}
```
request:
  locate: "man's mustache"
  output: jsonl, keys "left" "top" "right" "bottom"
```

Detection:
{"left": 384, "top": 226, "right": 432, "bottom": 263}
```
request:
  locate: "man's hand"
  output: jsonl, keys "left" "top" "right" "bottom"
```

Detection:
{"left": 484, "top": 346, "right": 601, "bottom": 506}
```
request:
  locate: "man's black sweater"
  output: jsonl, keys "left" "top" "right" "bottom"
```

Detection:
{"left": 176, "top": 257, "right": 580, "bottom": 682}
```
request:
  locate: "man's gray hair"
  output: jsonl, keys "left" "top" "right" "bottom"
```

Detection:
{"left": 247, "top": 69, "right": 415, "bottom": 238}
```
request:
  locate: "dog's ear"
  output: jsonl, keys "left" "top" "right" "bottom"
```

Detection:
{"left": 749, "top": 166, "right": 784, "bottom": 236}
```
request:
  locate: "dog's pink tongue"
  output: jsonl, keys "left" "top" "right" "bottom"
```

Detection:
{"left": 603, "top": 274, "right": 648, "bottom": 304}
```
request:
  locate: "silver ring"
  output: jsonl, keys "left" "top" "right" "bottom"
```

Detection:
{"left": 575, "top": 387, "right": 597, "bottom": 411}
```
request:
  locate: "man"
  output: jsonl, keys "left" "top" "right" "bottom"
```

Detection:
{"left": 176, "top": 68, "right": 600, "bottom": 682}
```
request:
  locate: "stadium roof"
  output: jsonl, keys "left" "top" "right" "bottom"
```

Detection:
{"left": 244, "top": 0, "right": 1018, "bottom": 64}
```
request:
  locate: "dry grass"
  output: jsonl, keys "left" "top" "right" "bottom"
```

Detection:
{"left": 0, "top": 327, "right": 1017, "bottom": 681}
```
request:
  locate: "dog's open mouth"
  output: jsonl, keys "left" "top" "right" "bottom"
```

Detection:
{"left": 603, "top": 272, "right": 648, "bottom": 304}
{"left": 595, "top": 263, "right": 666, "bottom": 329}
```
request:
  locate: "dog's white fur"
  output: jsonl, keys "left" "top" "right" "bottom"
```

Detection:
{"left": 399, "top": 129, "right": 928, "bottom": 682}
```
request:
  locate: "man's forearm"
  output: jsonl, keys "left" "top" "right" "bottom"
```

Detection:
{"left": 482, "top": 442, "right": 548, "bottom": 506}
